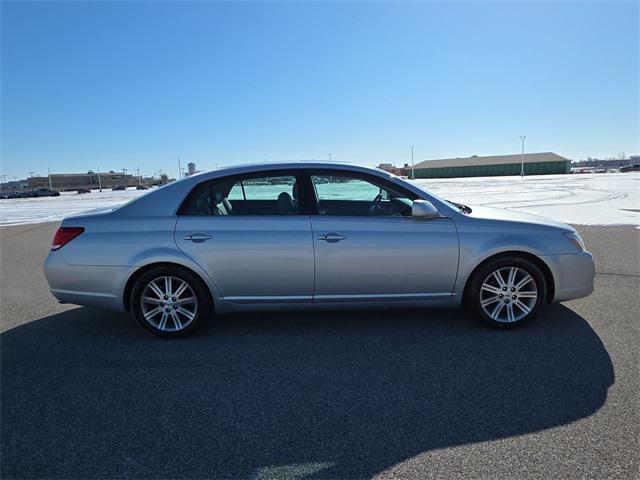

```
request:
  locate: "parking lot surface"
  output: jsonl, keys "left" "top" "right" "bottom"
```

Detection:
{"left": 1, "top": 222, "right": 638, "bottom": 479}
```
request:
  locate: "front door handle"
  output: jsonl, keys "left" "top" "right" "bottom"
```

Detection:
{"left": 184, "top": 232, "right": 214, "bottom": 243}
{"left": 318, "top": 232, "right": 348, "bottom": 243}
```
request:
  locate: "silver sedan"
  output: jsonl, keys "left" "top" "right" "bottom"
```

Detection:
{"left": 44, "top": 162, "right": 595, "bottom": 337}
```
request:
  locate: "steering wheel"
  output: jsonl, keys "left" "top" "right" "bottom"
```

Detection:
{"left": 368, "top": 193, "right": 383, "bottom": 215}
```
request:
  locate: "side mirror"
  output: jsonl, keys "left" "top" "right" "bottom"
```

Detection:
{"left": 412, "top": 200, "right": 439, "bottom": 219}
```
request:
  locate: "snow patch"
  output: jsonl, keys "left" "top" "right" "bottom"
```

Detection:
{"left": 411, "top": 172, "right": 639, "bottom": 226}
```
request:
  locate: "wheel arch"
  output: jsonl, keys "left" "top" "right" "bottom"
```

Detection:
{"left": 123, "top": 262, "right": 215, "bottom": 312}
{"left": 461, "top": 251, "right": 555, "bottom": 305}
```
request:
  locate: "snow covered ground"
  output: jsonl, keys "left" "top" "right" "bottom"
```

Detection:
{"left": 0, "top": 188, "right": 145, "bottom": 227}
{"left": 414, "top": 172, "right": 639, "bottom": 226}
{"left": 0, "top": 173, "right": 638, "bottom": 227}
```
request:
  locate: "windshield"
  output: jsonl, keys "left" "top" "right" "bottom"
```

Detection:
{"left": 406, "top": 180, "right": 472, "bottom": 213}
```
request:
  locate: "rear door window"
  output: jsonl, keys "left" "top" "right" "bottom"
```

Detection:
{"left": 180, "top": 173, "right": 302, "bottom": 215}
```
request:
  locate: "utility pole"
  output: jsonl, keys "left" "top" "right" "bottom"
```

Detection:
{"left": 122, "top": 168, "right": 128, "bottom": 187}
{"left": 520, "top": 136, "right": 526, "bottom": 177}
{"left": 136, "top": 167, "right": 141, "bottom": 185}
{"left": 410, "top": 145, "right": 415, "bottom": 180}
{"left": 48, "top": 167, "right": 53, "bottom": 190}
{"left": 177, "top": 158, "right": 182, "bottom": 179}
{"left": 98, "top": 166, "right": 102, "bottom": 192}
{"left": 328, "top": 153, "right": 332, "bottom": 162}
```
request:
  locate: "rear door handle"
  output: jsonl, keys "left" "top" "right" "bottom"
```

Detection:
{"left": 318, "top": 232, "right": 348, "bottom": 243}
{"left": 184, "top": 232, "right": 214, "bottom": 243}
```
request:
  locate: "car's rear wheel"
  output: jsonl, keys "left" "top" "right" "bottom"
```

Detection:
{"left": 466, "top": 257, "right": 546, "bottom": 328}
{"left": 130, "top": 266, "right": 212, "bottom": 337}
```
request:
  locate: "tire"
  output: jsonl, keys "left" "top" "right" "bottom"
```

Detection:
{"left": 466, "top": 257, "right": 547, "bottom": 328}
{"left": 129, "top": 266, "right": 212, "bottom": 338}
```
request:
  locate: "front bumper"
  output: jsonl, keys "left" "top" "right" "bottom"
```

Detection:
{"left": 543, "top": 251, "right": 595, "bottom": 302}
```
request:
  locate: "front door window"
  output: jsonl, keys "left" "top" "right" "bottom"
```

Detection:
{"left": 310, "top": 173, "right": 415, "bottom": 216}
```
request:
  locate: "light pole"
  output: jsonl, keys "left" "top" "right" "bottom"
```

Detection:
{"left": 123, "top": 168, "right": 128, "bottom": 187}
{"left": 328, "top": 153, "right": 332, "bottom": 162}
{"left": 177, "top": 158, "right": 182, "bottom": 179}
{"left": 520, "top": 136, "right": 526, "bottom": 177}
{"left": 136, "top": 167, "right": 141, "bottom": 185}
{"left": 48, "top": 167, "right": 53, "bottom": 190}
{"left": 410, "top": 145, "right": 415, "bottom": 179}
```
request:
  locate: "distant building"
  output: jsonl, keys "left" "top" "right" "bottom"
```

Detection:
{"left": 0, "top": 179, "right": 28, "bottom": 191}
{"left": 187, "top": 162, "right": 197, "bottom": 176}
{"left": 413, "top": 152, "right": 571, "bottom": 178}
{"left": 377, "top": 163, "right": 410, "bottom": 176}
{"left": 27, "top": 172, "right": 135, "bottom": 191}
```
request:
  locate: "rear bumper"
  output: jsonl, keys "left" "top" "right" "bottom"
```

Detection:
{"left": 543, "top": 251, "right": 595, "bottom": 302}
{"left": 44, "top": 251, "right": 131, "bottom": 312}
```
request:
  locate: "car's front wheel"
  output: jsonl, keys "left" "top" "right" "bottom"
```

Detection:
{"left": 466, "top": 257, "right": 546, "bottom": 328}
{"left": 130, "top": 266, "right": 211, "bottom": 337}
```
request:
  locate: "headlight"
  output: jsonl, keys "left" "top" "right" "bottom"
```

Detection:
{"left": 564, "top": 232, "right": 585, "bottom": 252}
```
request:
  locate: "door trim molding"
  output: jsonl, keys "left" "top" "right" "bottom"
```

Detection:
{"left": 222, "top": 295, "right": 313, "bottom": 304}
{"left": 222, "top": 292, "right": 453, "bottom": 304}
{"left": 313, "top": 292, "right": 453, "bottom": 303}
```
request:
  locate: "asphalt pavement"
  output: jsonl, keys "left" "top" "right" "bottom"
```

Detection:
{"left": 1, "top": 222, "right": 638, "bottom": 479}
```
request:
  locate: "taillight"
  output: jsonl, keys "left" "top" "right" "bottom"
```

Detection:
{"left": 51, "top": 227, "right": 85, "bottom": 250}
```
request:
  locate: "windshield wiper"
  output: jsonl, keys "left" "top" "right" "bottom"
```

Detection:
{"left": 449, "top": 201, "right": 472, "bottom": 214}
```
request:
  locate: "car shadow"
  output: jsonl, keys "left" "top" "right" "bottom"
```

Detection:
{"left": 1, "top": 305, "right": 613, "bottom": 479}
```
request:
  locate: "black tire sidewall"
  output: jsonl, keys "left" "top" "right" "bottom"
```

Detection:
{"left": 130, "top": 266, "right": 212, "bottom": 338}
{"left": 467, "top": 257, "right": 546, "bottom": 328}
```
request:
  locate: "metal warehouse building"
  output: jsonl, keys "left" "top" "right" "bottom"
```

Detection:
{"left": 413, "top": 152, "right": 571, "bottom": 178}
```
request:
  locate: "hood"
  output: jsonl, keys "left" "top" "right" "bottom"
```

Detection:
{"left": 463, "top": 205, "right": 575, "bottom": 232}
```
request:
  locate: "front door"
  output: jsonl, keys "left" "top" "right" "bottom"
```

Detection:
{"left": 308, "top": 171, "right": 459, "bottom": 301}
{"left": 175, "top": 171, "right": 314, "bottom": 303}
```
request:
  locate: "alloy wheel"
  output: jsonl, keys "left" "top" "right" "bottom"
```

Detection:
{"left": 480, "top": 267, "right": 538, "bottom": 323}
{"left": 140, "top": 276, "right": 198, "bottom": 332}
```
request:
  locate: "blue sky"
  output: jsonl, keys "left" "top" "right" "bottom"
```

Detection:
{"left": 1, "top": 1, "right": 638, "bottom": 179}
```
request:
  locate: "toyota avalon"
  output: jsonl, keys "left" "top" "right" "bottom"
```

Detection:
{"left": 44, "top": 162, "right": 595, "bottom": 337}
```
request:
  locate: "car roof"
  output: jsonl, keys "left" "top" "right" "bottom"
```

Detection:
{"left": 190, "top": 161, "right": 384, "bottom": 179}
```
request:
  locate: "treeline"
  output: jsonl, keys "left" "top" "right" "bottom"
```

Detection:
{"left": 572, "top": 155, "right": 639, "bottom": 167}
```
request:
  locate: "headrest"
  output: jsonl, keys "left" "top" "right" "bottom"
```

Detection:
{"left": 214, "top": 190, "right": 226, "bottom": 204}
{"left": 277, "top": 191, "right": 294, "bottom": 214}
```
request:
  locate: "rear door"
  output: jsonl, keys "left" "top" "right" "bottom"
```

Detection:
{"left": 308, "top": 170, "right": 459, "bottom": 301}
{"left": 175, "top": 171, "right": 315, "bottom": 303}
